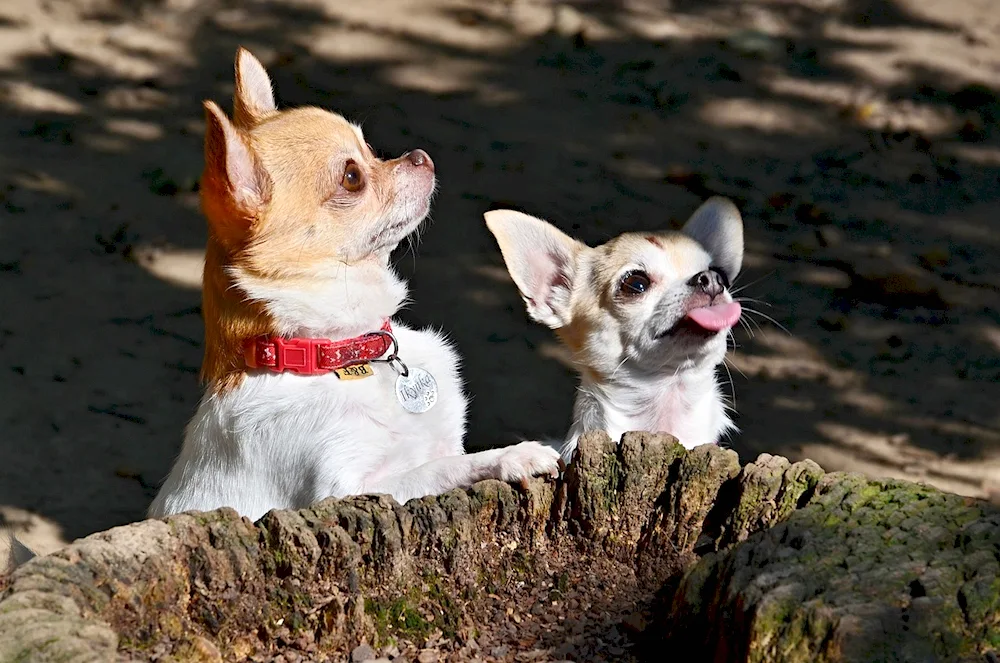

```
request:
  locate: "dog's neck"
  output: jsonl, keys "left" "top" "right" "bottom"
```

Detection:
{"left": 571, "top": 360, "right": 731, "bottom": 449}
{"left": 200, "top": 236, "right": 407, "bottom": 391}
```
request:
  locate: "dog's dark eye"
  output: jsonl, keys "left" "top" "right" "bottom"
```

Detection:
{"left": 619, "top": 270, "right": 651, "bottom": 296}
{"left": 342, "top": 161, "right": 365, "bottom": 192}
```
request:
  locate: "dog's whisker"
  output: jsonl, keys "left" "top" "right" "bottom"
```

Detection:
{"left": 729, "top": 270, "right": 775, "bottom": 295}
{"left": 720, "top": 356, "right": 737, "bottom": 411}
{"left": 726, "top": 328, "right": 743, "bottom": 351}
{"left": 741, "top": 312, "right": 764, "bottom": 333}
{"left": 724, "top": 355, "right": 747, "bottom": 380}
{"left": 737, "top": 317, "right": 756, "bottom": 338}
{"left": 742, "top": 308, "right": 791, "bottom": 335}
{"left": 734, "top": 296, "right": 774, "bottom": 308}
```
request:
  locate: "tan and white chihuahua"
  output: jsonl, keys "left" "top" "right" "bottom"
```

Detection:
{"left": 485, "top": 197, "right": 744, "bottom": 462}
{"left": 148, "top": 49, "right": 560, "bottom": 521}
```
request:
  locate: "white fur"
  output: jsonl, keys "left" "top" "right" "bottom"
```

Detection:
{"left": 558, "top": 237, "right": 738, "bottom": 461}
{"left": 564, "top": 362, "right": 735, "bottom": 462}
{"left": 487, "top": 197, "right": 744, "bottom": 464}
{"left": 152, "top": 49, "right": 559, "bottom": 520}
{"left": 150, "top": 258, "right": 560, "bottom": 522}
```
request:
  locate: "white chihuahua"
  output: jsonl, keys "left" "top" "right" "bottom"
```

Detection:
{"left": 148, "top": 49, "right": 560, "bottom": 521}
{"left": 485, "top": 197, "right": 744, "bottom": 462}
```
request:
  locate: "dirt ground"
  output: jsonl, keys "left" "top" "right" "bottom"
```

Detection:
{"left": 0, "top": 0, "right": 998, "bottom": 556}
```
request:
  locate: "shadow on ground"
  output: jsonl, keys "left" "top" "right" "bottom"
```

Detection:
{"left": 0, "top": 0, "right": 997, "bottom": 547}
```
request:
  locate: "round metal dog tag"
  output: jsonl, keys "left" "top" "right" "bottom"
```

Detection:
{"left": 395, "top": 366, "right": 439, "bottom": 414}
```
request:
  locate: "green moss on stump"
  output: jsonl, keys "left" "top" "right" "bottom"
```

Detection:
{"left": 1, "top": 432, "right": 998, "bottom": 662}
{"left": 659, "top": 473, "right": 1000, "bottom": 662}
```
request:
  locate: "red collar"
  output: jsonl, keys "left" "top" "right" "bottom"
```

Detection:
{"left": 244, "top": 320, "right": 393, "bottom": 376}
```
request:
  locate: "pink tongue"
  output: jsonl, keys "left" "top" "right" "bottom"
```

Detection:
{"left": 685, "top": 302, "right": 742, "bottom": 332}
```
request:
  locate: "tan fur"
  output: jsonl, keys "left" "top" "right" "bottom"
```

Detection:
{"left": 487, "top": 198, "right": 744, "bottom": 459}
{"left": 199, "top": 48, "right": 420, "bottom": 390}
{"left": 539, "top": 231, "right": 709, "bottom": 378}
{"left": 151, "top": 48, "right": 564, "bottom": 521}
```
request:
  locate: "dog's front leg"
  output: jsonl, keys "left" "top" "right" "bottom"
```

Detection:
{"left": 364, "top": 441, "right": 561, "bottom": 504}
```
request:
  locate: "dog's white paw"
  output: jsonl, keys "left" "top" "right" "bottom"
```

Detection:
{"left": 493, "top": 441, "right": 562, "bottom": 486}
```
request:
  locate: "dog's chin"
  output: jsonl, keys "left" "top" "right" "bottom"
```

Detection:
{"left": 364, "top": 203, "right": 432, "bottom": 256}
{"left": 634, "top": 332, "right": 726, "bottom": 373}
{"left": 644, "top": 318, "right": 731, "bottom": 370}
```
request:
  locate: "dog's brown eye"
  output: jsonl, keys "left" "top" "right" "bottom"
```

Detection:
{"left": 342, "top": 161, "right": 365, "bottom": 192}
{"left": 619, "top": 270, "right": 651, "bottom": 296}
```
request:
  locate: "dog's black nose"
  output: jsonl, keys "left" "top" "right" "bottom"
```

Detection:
{"left": 406, "top": 149, "right": 434, "bottom": 171}
{"left": 690, "top": 269, "right": 726, "bottom": 298}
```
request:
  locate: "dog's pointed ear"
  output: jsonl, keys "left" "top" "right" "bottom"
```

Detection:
{"left": 681, "top": 196, "right": 744, "bottom": 283}
{"left": 485, "top": 210, "right": 585, "bottom": 329}
{"left": 233, "top": 47, "right": 277, "bottom": 129}
{"left": 200, "top": 100, "right": 272, "bottom": 248}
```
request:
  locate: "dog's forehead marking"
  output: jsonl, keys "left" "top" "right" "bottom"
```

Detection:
{"left": 603, "top": 232, "right": 710, "bottom": 281}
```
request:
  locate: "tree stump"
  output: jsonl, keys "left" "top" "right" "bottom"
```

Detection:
{"left": 1, "top": 431, "right": 996, "bottom": 662}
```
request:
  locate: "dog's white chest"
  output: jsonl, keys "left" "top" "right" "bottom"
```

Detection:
{"left": 149, "top": 325, "right": 467, "bottom": 521}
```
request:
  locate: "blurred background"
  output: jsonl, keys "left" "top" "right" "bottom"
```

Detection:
{"left": 0, "top": 0, "right": 998, "bottom": 555}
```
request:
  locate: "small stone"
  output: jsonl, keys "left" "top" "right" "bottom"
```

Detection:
{"left": 352, "top": 644, "right": 378, "bottom": 662}
{"left": 788, "top": 231, "right": 820, "bottom": 256}
{"left": 417, "top": 650, "right": 439, "bottom": 663}
{"left": 725, "top": 29, "right": 783, "bottom": 60}
{"left": 621, "top": 611, "right": 648, "bottom": 633}
{"left": 382, "top": 645, "right": 400, "bottom": 658}
{"left": 114, "top": 466, "right": 142, "bottom": 480}
{"left": 847, "top": 251, "right": 949, "bottom": 309}
{"left": 871, "top": 243, "right": 892, "bottom": 258}
{"left": 551, "top": 4, "right": 584, "bottom": 38}
{"left": 839, "top": 100, "right": 880, "bottom": 122}
{"left": 888, "top": 433, "right": 909, "bottom": 446}
{"left": 663, "top": 165, "right": 707, "bottom": 189}
{"left": 958, "top": 115, "right": 986, "bottom": 142}
{"left": 454, "top": 9, "right": 479, "bottom": 27}
{"left": 815, "top": 225, "right": 844, "bottom": 248}
{"left": 766, "top": 192, "right": 796, "bottom": 212}
{"left": 875, "top": 335, "right": 913, "bottom": 363}
{"left": 187, "top": 636, "right": 222, "bottom": 662}
{"left": 817, "top": 312, "right": 847, "bottom": 332}
{"left": 794, "top": 201, "right": 830, "bottom": 225}
{"left": 918, "top": 247, "right": 950, "bottom": 270}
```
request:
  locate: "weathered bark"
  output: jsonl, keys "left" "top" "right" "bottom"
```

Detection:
{"left": 659, "top": 470, "right": 1000, "bottom": 663}
{"left": 0, "top": 432, "right": 996, "bottom": 662}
